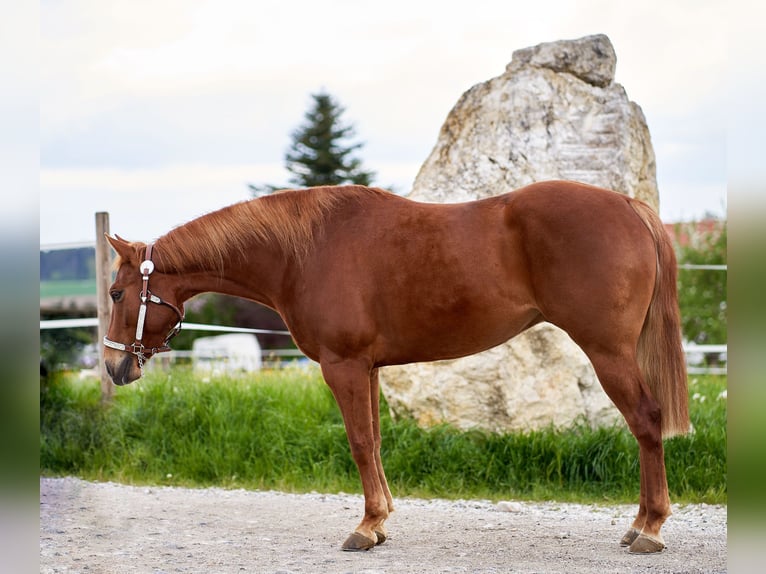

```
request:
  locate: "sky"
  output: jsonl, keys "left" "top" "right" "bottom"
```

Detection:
{"left": 39, "top": 0, "right": 728, "bottom": 246}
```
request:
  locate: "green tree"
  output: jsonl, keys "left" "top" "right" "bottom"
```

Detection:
{"left": 40, "top": 324, "right": 93, "bottom": 378}
{"left": 171, "top": 294, "right": 291, "bottom": 354}
{"left": 171, "top": 294, "right": 236, "bottom": 352}
{"left": 250, "top": 91, "right": 375, "bottom": 195}
{"left": 675, "top": 221, "right": 727, "bottom": 349}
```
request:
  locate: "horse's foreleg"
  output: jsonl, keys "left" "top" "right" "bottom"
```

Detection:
{"left": 321, "top": 359, "right": 390, "bottom": 551}
{"left": 370, "top": 367, "right": 394, "bottom": 544}
{"left": 587, "top": 350, "right": 671, "bottom": 554}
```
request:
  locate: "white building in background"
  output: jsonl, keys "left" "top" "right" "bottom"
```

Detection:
{"left": 192, "top": 333, "right": 262, "bottom": 376}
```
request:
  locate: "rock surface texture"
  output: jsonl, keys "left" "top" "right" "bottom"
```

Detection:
{"left": 380, "top": 34, "right": 659, "bottom": 432}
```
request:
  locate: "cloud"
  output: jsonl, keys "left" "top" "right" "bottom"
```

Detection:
{"left": 40, "top": 0, "right": 729, "bottom": 242}
{"left": 39, "top": 159, "right": 422, "bottom": 244}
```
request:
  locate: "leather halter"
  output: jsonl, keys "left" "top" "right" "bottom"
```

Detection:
{"left": 103, "top": 243, "right": 184, "bottom": 370}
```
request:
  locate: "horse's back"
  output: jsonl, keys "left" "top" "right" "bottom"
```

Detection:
{"left": 296, "top": 188, "right": 538, "bottom": 363}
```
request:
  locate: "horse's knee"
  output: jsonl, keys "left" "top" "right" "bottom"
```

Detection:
{"left": 346, "top": 435, "right": 375, "bottom": 464}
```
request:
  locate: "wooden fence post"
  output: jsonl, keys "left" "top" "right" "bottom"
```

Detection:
{"left": 95, "top": 212, "right": 113, "bottom": 404}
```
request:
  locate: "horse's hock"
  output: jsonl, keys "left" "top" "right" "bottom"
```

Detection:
{"left": 380, "top": 34, "right": 658, "bottom": 433}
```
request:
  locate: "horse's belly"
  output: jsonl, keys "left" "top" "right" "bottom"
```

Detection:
{"left": 375, "top": 303, "right": 542, "bottom": 366}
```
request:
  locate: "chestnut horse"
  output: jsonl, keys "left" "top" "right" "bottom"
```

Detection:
{"left": 103, "top": 181, "right": 688, "bottom": 554}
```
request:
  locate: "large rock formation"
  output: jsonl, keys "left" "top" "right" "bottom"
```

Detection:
{"left": 379, "top": 34, "right": 658, "bottom": 433}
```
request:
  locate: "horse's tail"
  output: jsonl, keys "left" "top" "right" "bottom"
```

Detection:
{"left": 630, "top": 200, "right": 690, "bottom": 438}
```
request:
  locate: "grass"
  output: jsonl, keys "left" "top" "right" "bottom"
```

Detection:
{"left": 40, "top": 367, "right": 726, "bottom": 504}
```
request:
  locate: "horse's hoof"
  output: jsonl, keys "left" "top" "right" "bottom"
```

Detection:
{"left": 341, "top": 532, "right": 376, "bottom": 552}
{"left": 620, "top": 527, "right": 641, "bottom": 547}
{"left": 628, "top": 533, "right": 666, "bottom": 554}
{"left": 374, "top": 529, "right": 387, "bottom": 545}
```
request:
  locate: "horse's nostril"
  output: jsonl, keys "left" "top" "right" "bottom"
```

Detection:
{"left": 105, "top": 361, "right": 115, "bottom": 380}
{"left": 111, "top": 354, "right": 138, "bottom": 386}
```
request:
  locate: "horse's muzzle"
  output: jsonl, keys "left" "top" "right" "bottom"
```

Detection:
{"left": 104, "top": 353, "right": 141, "bottom": 386}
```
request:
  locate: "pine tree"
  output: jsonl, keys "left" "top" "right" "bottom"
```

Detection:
{"left": 250, "top": 91, "right": 375, "bottom": 195}
{"left": 286, "top": 91, "right": 375, "bottom": 187}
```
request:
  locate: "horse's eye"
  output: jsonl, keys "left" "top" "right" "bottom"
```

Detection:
{"left": 110, "top": 290, "right": 124, "bottom": 303}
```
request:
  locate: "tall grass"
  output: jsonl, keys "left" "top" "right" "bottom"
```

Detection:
{"left": 40, "top": 368, "right": 726, "bottom": 504}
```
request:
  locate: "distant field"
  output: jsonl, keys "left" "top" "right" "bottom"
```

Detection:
{"left": 40, "top": 279, "right": 97, "bottom": 298}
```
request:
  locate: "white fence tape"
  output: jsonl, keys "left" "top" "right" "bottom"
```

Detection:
{"left": 39, "top": 318, "right": 290, "bottom": 336}
{"left": 39, "top": 317, "right": 727, "bottom": 371}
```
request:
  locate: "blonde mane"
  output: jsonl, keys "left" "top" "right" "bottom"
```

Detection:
{"left": 145, "top": 186, "right": 389, "bottom": 274}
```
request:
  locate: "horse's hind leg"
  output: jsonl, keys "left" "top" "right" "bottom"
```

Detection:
{"left": 585, "top": 348, "right": 671, "bottom": 553}
{"left": 321, "top": 358, "right": 390, "bottom": 551}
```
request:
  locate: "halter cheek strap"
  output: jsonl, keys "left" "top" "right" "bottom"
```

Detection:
{"left": 135, "top": 242, "right": 155, "bottom": 343}
{"left": 103, "top": 243, "right": 184, "bottom": 372}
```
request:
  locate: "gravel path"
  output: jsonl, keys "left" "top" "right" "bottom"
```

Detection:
{"left": 40, "top": 477, "right": 726, "bottom": 573}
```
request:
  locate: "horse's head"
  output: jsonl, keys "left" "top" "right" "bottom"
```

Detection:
{"left": 103, "top": 236, "right": 184, "bottom": 385}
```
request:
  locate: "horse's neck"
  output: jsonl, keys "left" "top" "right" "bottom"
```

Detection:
{"left": 158, "top": 238, "right": 287, "bottom": 310}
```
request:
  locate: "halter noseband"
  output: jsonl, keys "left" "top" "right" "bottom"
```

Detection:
{"left": 103, "top": 243, "right": 184, "bottom": 371}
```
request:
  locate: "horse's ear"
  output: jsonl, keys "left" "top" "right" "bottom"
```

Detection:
{"left": 105, "top": 234, "right": 134, "bottom": 262}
